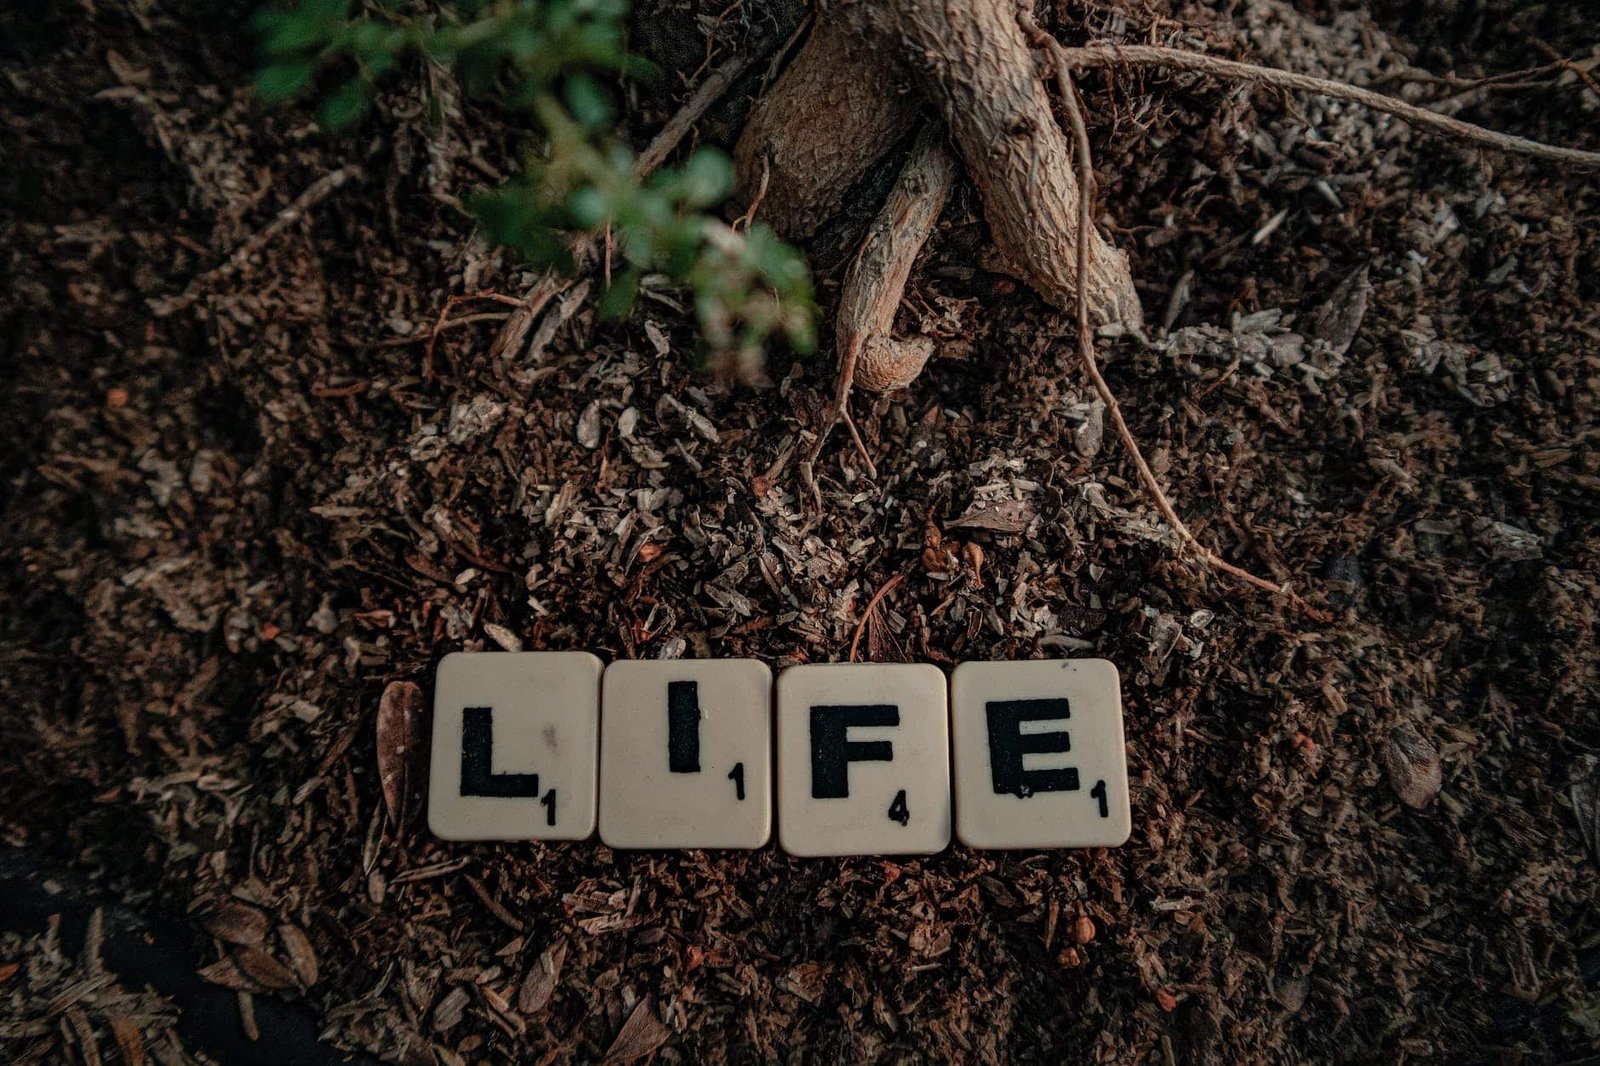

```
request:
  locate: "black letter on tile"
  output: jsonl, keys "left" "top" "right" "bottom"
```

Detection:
{"left": 810, "top": 705, "right": 898, "bottom": 799}
{"left": 460, "top": 706, "right": 541, "bottom": 798}
{"left": 668, "top": 681, "right": 701, "bottom": 773}
{"left": 986, "top": 699, "right": 1078, "bottom": 798}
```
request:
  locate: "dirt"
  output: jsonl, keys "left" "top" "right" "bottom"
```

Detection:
{"left": 2, "top": 0, "right": 1598, "bottom": 1062}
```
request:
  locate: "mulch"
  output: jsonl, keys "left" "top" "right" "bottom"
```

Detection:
{"left": 2, "top": 0, "right": 1597, "bottom": 1061}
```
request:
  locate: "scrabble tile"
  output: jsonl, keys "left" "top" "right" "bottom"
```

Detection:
{"left": 598, "top": 660, "right": 772, "bottom": 849}
{"left": 427, "top": 651, "right": 602, "bottom": 841}
{"left": 775, "top": 663, "right": 951, "bottom": 857}
{"left": 950, "top": 659, "right": 1130, "bottom": 849}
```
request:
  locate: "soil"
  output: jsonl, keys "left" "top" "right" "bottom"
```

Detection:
{"left": 3, "top": 0, "right": 1598, "bottom": 1063}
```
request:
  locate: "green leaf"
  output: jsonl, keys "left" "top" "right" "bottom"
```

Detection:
{"left": 256, "top": 0, "right": 350, "bottom": 56}
{"left": 596, "top": 268, "right": 640, "bottom": 319}
{"left": 565, "top": 185, "right": 609, "bottom": 229}
{"left": 563, "top": 73, "right": 611, "bottom": 131}
{"left": 678, "top": 149, "right": 732, "bottom": 209}
{"left": 255, "top": 60, "right": 314, "bottom": 102}
{"left": 320, "top": 77, "right": 369, "bottom": 130}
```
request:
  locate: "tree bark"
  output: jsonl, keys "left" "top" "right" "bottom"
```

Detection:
{"left": 732, "top": 18, "right": 920, "bottom": 239}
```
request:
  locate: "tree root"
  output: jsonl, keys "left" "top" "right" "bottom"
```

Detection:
{"left": 838, "top": 123, "right": 957, "bottom": 395}
{"left": 1026, "top": 17, "right": 1332, "bottom": 623}
{"left": 737, "top": 0, "right": 1143, "bottom": 328}
{"left": 833, "top": 0, "right": 1143, "bottom": 330}
{"left": 802, "top": 123, "right": 956, "bottom": 493}
{"left": 1056, "top": 43, "right": 1600, "bottom": 170}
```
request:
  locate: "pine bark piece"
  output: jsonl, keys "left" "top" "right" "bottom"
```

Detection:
{"left": 833, "top": 0, "right": 1142, "bottom": 328}
{"left": 733, "top": 17, "right": 920, "bottom": 239}
{"left": 839, "top": 123, "right": 957, "bottom": 392}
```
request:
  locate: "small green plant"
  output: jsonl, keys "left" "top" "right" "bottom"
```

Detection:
{"left": 254, "top": 0, "right": 813, "bottom": 374}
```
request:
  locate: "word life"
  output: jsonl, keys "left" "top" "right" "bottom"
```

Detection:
{"left": 428, "top": 653, "right": 1131, "bottom": 855}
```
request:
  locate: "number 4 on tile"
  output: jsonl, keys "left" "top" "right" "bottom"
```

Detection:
{"left": 887, "top": 789, "right": 910, "bottom": 826}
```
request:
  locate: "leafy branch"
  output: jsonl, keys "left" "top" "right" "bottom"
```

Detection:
{"left": 255, "top": 0, "right": 814, "bottom": 368}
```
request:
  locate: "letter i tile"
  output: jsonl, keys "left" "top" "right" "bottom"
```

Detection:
{"left": 427, "top": 651, "right": 602, "bottom": 841}
{"left": 599, "top": 660, "right": 772, "bottom": 849}
{"left": 775, "top": 663, "right": 951, "bottom": 857}
{"left": 950, "top": 659, "right": 1131, "bottom": 849}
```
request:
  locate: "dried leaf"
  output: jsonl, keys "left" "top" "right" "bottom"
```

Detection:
{"left": 518, "top": 940, "right": 567, "bottom": 1014}
{"left": 946, "top": 498, "right": 1034, "bottom": 533}
{"left": 278, "top": 923, "right": 319, "bottom": 987}
{"left": 577, "top": 401, "right": 602, "bottom": 448}
{"left": 377, "top": 680, "right": 428, "bottom": 828}
{"left": 1306, "top": 264, "right": 1371, "bottom": 356}
{"left": 197, "top": 898, "right": 271, "bottom": 947}
{"left": 230, "top": 945, "right": 298, "bottom": 991}
{"left": 107, "top": 1015, "right": 147, "bottom": 1066}
{"left": 1385, "top": 723, "right": 1441, "bottom": 809}
{"left": 196, "top": 956, "right": 265, "bottom": 993}
{"left": 603, "top": 996, "right": 670, "bottom": 1063}
{"left": 777, "top": 961, "right": 831, "bottom": 1004}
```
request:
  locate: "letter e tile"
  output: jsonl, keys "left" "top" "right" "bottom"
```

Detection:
{"left": 951, "top": 659, "right": 1130, "bottom": 849}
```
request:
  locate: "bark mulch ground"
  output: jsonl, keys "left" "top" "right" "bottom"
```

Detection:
{"left": 2, "top": 0, "right": 1597, "bottom": 1061}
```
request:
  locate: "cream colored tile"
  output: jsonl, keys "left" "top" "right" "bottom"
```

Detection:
{"left": 427, "top": 651, "right": 601, "bottom": 841}
{"left": 776, "top": 663, "right": 950, "bottom": 857}
{"left": 951, "top": 658, "right": 1130, "bottom": 849}
{"left": 598, "top": 659, "right": 772, "bottom": 849}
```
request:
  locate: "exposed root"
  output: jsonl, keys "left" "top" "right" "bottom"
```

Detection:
{"left": 732, "top": 155, "right": 769, "bottom": 231}
{"left": 839, "top": 123, "right": 956, "bottom": 395}
{"left": 803, "top": 124, "right": 956, "bottom": 488}
{"left": 836, "top": 0, "right": 1143, "bottom": 329}
{"left": 1027, "top": 18, "right": 1332, "bottom": 623}
{"left": 1057, "top": 43, "right": 1600, "bottom": 170}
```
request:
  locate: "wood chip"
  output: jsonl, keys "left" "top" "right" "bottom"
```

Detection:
{"left": 229, "top": 945, "right": 298, "bottom": 991}
{"left": 602, "top": 996, "right": 670, "bottom": 1063}
{"left": 518, "top": 940, "right": 567, "bottom": 1015}
{"left": 278, "top": 923, "right": 319, "bottom": 988}
{"left": 946, "top": 498, "right": 1034, "bottom": 533}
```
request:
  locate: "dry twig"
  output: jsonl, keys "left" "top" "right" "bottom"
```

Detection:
{"left": 1025, "top": 19, "right": 1331, "bottom": 621}
{"left": 636, "top": 48, "right": 763, "bottom": 178}
{"left": 1057, "top": 43, "right": 1600, "bottom": 170}
{"left": 152, "top": 164, "right": 363, "bottom": 316}
{"left": 850, "top": 573, "right": 906, "bottom": 662}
